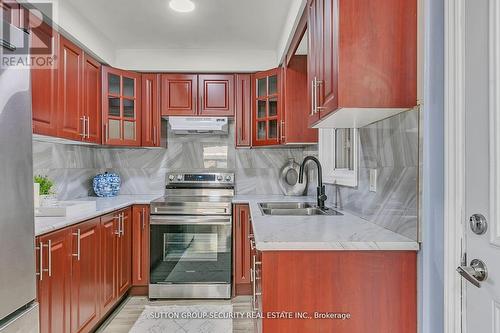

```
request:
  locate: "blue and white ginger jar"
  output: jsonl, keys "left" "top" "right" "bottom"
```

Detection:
{"left": 93, "top": 172, "right": 121, "bottom": 197}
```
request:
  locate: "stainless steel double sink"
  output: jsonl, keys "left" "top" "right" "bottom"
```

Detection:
{"left": 258, "top": 202, "right": 342, "bottom": 216}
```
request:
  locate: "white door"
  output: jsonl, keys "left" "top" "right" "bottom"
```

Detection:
{"left": 460, "top": 0, "right": 500, "bottom": 331}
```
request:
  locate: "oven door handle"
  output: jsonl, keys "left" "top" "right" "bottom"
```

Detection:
{"left": 150, "top": 215, "right": 232, "bottom": 226}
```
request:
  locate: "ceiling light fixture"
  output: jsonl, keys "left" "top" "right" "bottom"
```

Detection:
{"left": 169, "top": 0, "right": 195, "bottom": 13}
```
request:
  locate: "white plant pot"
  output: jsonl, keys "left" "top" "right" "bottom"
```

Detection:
{"left": 40, "top": 194, "right": 57, "bottom": 207}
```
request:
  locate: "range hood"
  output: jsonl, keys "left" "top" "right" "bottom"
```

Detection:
{"left": 168, "top": 116, "right": 229, "bottom": 134}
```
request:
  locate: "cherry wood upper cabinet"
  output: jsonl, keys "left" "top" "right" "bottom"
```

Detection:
{"left": 132, "top": 205, "right": 150, "bottom": 287}
{"left": 235, "top": 74, "right": 252, "bottom": 147}
{"left": 252, "top": 68, "right": 282, "bottom": 146}
{"left": 57, "top": 36, "right": 85, "bottom": 141}
{"left": 31, "top": 22, "right": 59, "bottom": 136}
{"left": 141, "top": 74, "right": 161, "bottom": 147}
{"left": 37, "top": 228, "right": 71, "bottom": 333}
{"left": 307, "top": 0, "right": 417, "bottom": 126}
{"left": 161, "top": 74, "right": 198, "bottom": 116}
{"left": 70, "top": 218, "right": 100, "bottom": 333}
{"left": 102, "top": 66, "right": 142, "bottom": 146}
{"left": 82, "top": 55, "right": 102, "bottom": 144}
{"left": 198, "top": 74, "right": 235, "bottom": 116}
{"left": 233, "top": 204, "right": 252, "bottom": 295}
{"left": 283, "top": 56, "right": 318, "bottom": 144}
{"left": 0, "top": 0, "right": 24, "bottom": 28}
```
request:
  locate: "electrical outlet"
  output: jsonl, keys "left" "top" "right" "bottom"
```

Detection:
{"left": 369, "top": 169, "right": 377, "bottom": 192}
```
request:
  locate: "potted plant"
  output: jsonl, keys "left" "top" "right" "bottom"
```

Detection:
{"left": 34, "top": 175, "right": 57, "bottom": 206}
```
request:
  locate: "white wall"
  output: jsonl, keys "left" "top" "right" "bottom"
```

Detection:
{"left": 28, "top": 0, "right": 115, "bottom": 64}
{"left": 114, "top": 49, "right": 278, "bottom": 72}
{"left": 419, "top": 0, "right": 444, "bottom": 331}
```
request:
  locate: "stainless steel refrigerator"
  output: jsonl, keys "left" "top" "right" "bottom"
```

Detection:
{"left": 0, "top": 23, "right": 39, "bottom": 332}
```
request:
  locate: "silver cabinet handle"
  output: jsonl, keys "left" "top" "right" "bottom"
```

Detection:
{"left": 316, "top": 79, "right": 325, "bottom": 113}
{"left": 72, "top": 229, "right": 81, "bottom": 261}
{"left": 153, "top": 126, "right": 157, "bottom": 145}
{"left": 121, "top": 213, "right": 125, "bottom": 236}
{"left": 47, "top": 239, "right": 52, "bottom": 277}
{"left": 104, "top": 123, "right": 109, "bottom": 143}
{"left": 80, "top": 117, "right": 86, "bottom": 138}
{"left": 457, "top": 259, "right": 488, "bottom": 288}
{"left": 86, "top": 116, "right": 90, "bottom": 139}
{"left": 281, "top": 120, "right": 285, "bottom": 140}
{"left": 114, "top": 214, "right": 121, "bottom": 237}
{"left": 252, "top": 255, "right": 256, "bottom": 310}
{"left": 310, "top": 79, "right": 315, "bottom": 115}
{"left": 252, "top": 255, "right": 262, "bottom": 311}
{"left": 141, "top": 208, "right": 146, "bottom": 230}
{"left": 36, "top": 241, "right": 44, "bottom": 281}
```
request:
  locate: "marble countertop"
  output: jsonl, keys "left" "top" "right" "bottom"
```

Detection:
{"left": 232, "top": 195, "right": 419, "bottom": 251}
{"left": 34, "top": 194, "right": 162, "bottom": 236}
{"left": 35, "top": 194, "right": 419, "bottom": 252}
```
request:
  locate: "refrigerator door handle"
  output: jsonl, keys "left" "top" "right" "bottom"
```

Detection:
{"left": 36, "top": 242, "right": 43, "bottom": 281}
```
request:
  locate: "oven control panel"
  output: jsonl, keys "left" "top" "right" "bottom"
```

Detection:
{"left": 167, "top": 172, "right": 234, "bottom": 185}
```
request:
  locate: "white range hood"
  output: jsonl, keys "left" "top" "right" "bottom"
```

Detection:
{"left": 168, "top": 116, "right": 229, "bottom": 134}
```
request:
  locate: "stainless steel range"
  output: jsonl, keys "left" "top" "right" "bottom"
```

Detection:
{"left": 149, "top": 172, "right": 234, "bottom": 299}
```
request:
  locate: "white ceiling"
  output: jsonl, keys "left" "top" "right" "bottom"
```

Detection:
{"left": 66, "top": 0, "right": 294, "bottom": 51}
{"left": 31, "top": 0, "right": 306, "bottom": 71}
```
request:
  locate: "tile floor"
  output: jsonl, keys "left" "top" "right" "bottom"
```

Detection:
{"left": 97, "top": 296, "right": 255, "bottom": 333}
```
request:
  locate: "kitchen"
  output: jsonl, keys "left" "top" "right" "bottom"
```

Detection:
{"left": 1, "top": 0, "right": 434, "bottom": 332}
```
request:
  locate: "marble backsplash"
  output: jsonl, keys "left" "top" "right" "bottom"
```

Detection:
{"left": 32, "top": 121, "right": 318, "bottom": 199}
{"left": 326, "top": 110, "right": 419, "bottom": 241}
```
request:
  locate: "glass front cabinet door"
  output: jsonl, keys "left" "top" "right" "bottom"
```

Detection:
{"left": 252, "top": 68, "right": 282, "bottom": 146}
{"left": 102, "top": 66, "right": 141, "bottom": 146}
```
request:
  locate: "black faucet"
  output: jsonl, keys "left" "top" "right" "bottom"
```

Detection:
{"left": 298, "top": 156, "right": 327, "bottom": 209}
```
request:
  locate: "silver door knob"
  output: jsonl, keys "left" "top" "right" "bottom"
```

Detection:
{"left": 457, "top": 259, "right": 488, "bottom": 288}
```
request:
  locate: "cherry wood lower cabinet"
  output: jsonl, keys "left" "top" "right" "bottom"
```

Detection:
{"left": 254, "top": 250, "right": 417, "bottom": 333}
{"left": 132, "top": 205, "right": 150, "bottom": 287}
{"left": 70, "top": 218, "right": 100, "bottom": 333}
{"left": 36, "top": 206, "right": 141, "bottom": 333}
{"left": 100, "top": 208, "right": 132, "bottom": 315}
{"left": 232, "top": 204, "right": 252, "bottom": 295}
{"left": 37, "top": 228, "right": 72, "bottom": 333}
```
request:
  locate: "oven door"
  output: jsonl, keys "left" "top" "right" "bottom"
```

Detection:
{"left": 149, "top": 215, "right": 232, "bottom": 285}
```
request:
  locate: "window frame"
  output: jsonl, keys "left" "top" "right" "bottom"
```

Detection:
{"left": 318, "top": 128, "right": 358, "bottom": 187}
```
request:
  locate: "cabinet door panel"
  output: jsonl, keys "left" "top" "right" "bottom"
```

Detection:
{"left": 83, "top": 55, "right": 101, "bottom": 144}
{"left": 284, "top": 56, "right": 318, "bottom": 144}
{"left": 58, "top": 36, "right": 84, "bottom": 140}
{"left": 141, "top": 74, "right": 161, "bottom": 147}
{"left": 233, "top": 205, "right": 252, "bottom": 295}
{"left": 318, "top": 0, "right": 339, "bottom": 117}
{"left": 31, "top": 22, "right": 58, "bottom": 136}
{"left": 337, "top": 0, "right": 417, "bottom": 108}
{"left": 117, "top": 208, "right": 132, "bottom": 296}
{"left": 199, "top": 75, "right": 234, "bottom": 116}
{"left": 252, "top": 68, "right": 282, "bottom": 146}
{"left": 70, "top": 218, "right": 100, "bottom": 333}
{"left": 132, "top": 205, "right": 150, "bottom": 286}
{"left": 307, "top": 0, "right": 322, "bottom": 126}
{"left": 37, "top": 230, "right": 71, "bottom": 333}
{"left": 161, "top": 74, "right": 197, "bottom": 116}
{"left": 100, "top": 214, "right": 117, "bottom": 315}
{"left": 101, "top": 66, "right": 141, "bottom": 146}
{"left": 235, "top": 74, "right": 252, "bottom": 147}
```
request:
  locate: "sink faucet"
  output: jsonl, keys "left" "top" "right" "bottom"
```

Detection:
{"left": 298, "top": 156, "right": 327, "bottom": 209}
